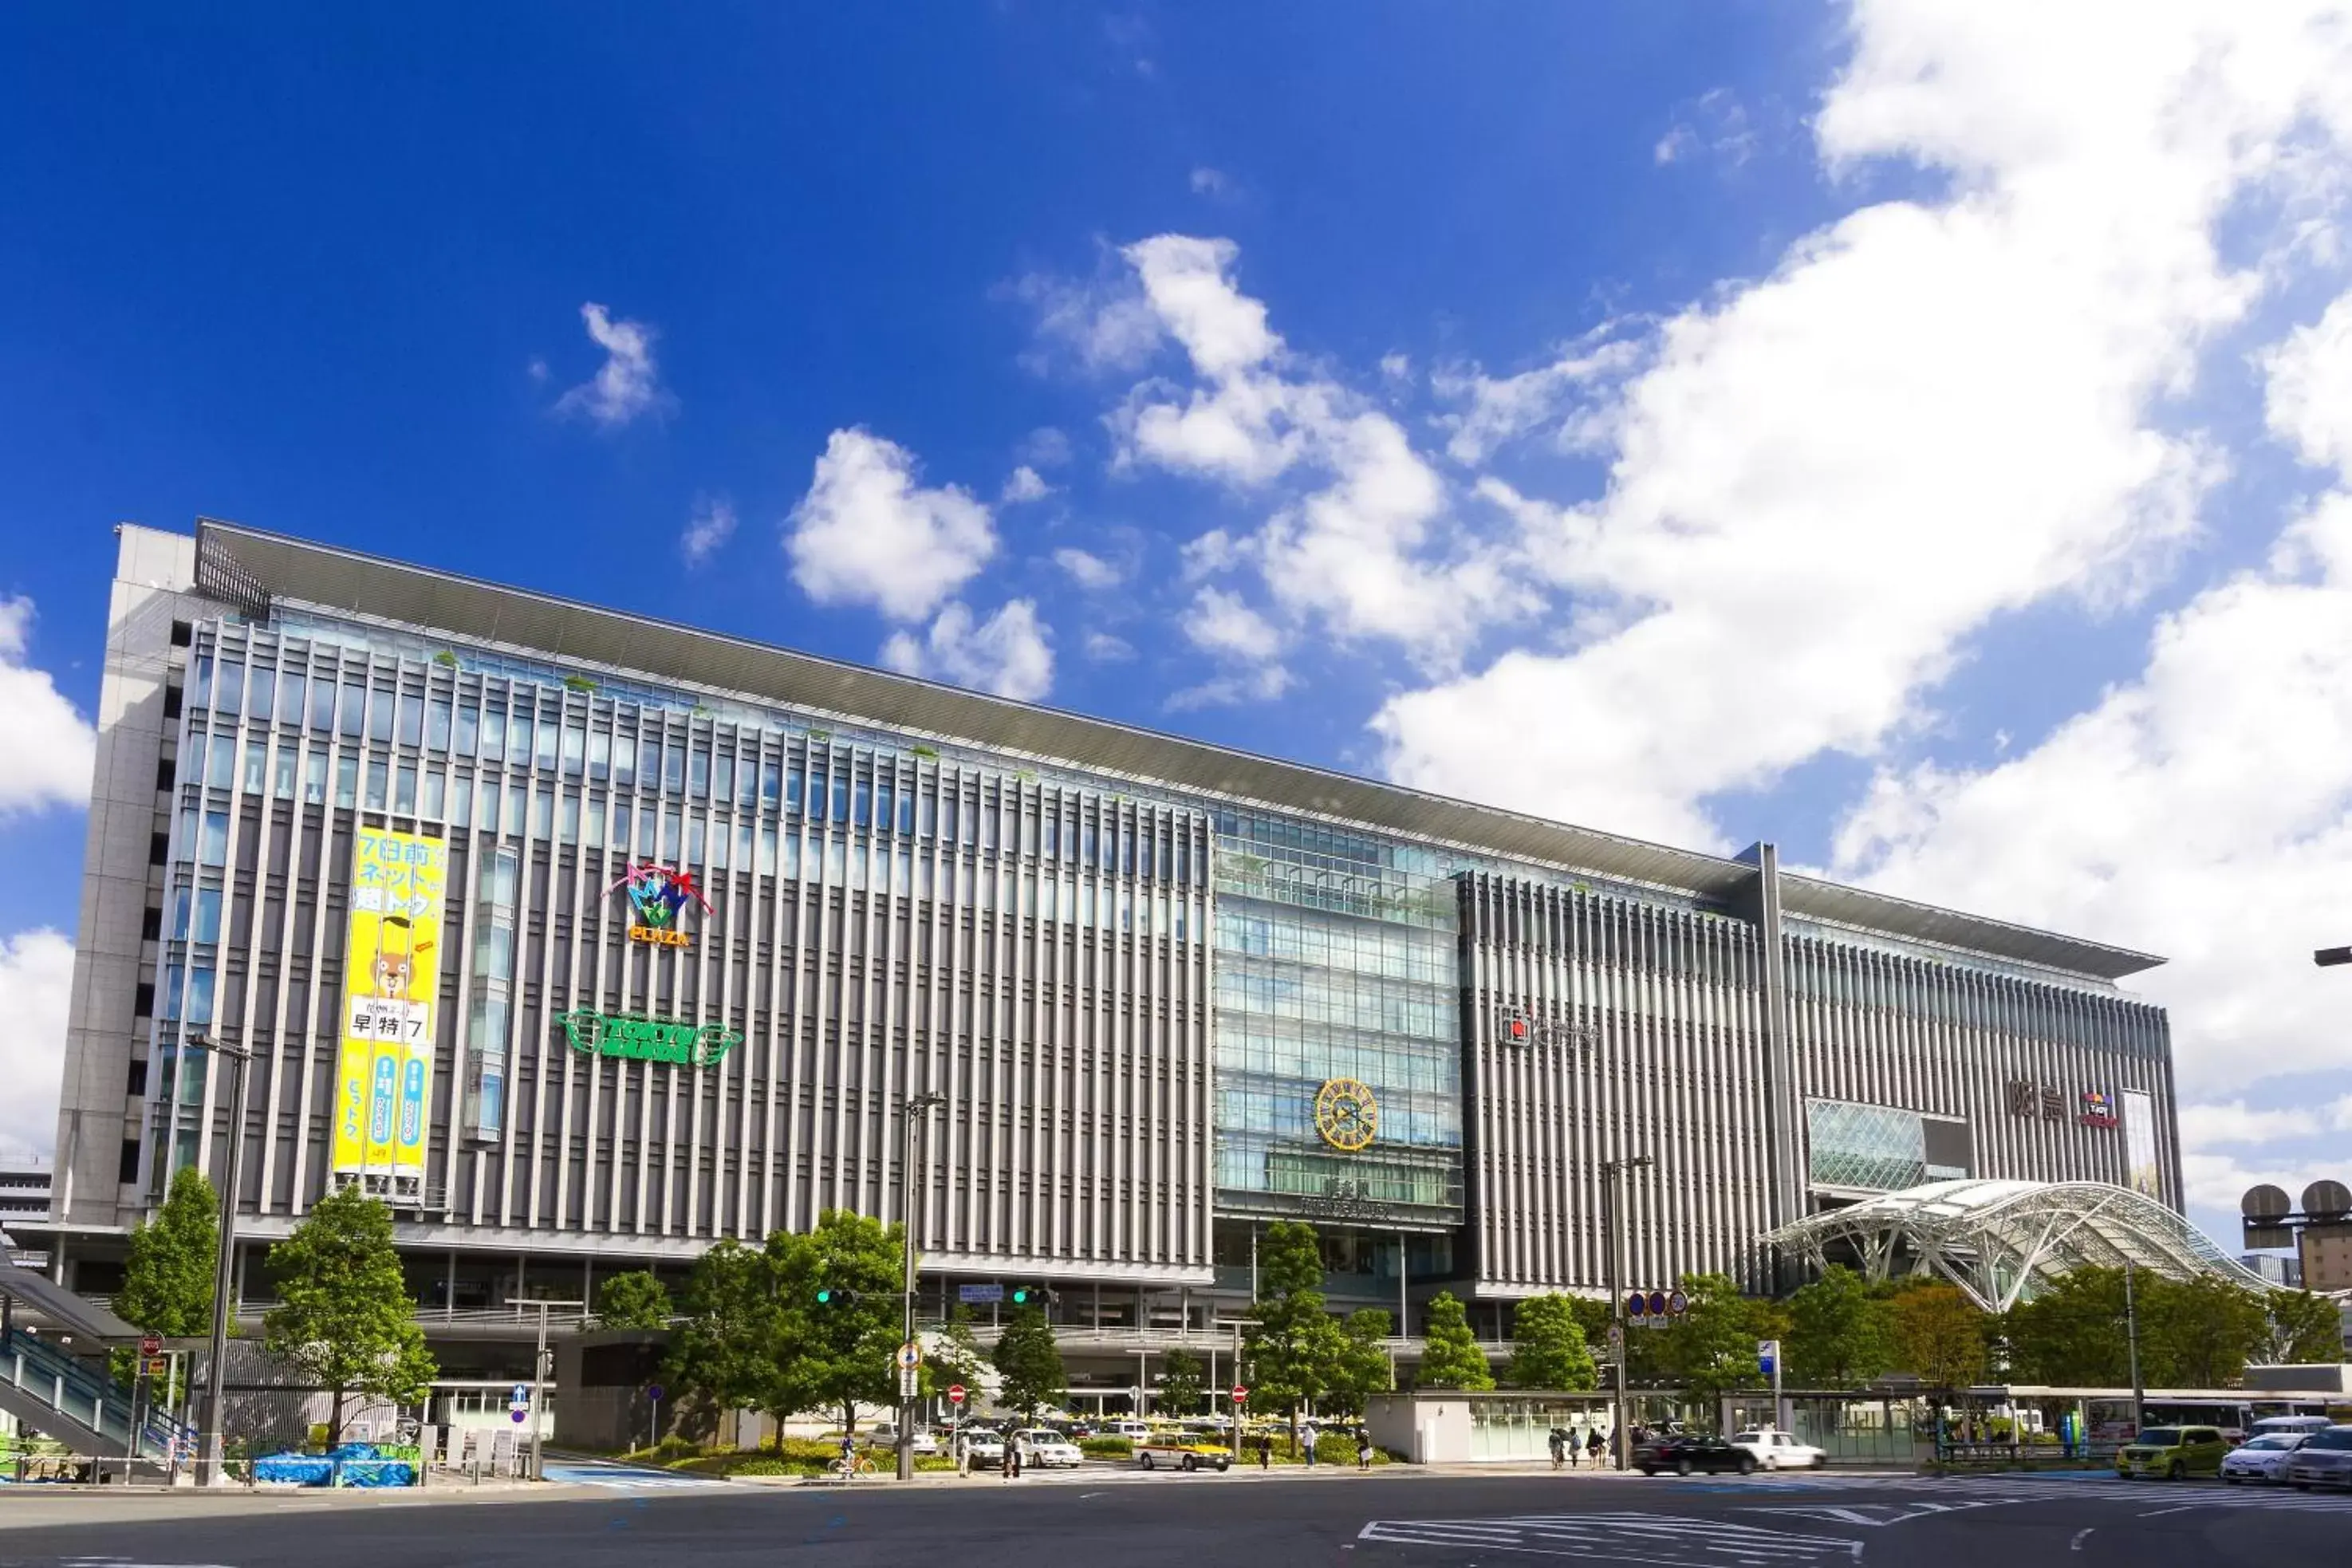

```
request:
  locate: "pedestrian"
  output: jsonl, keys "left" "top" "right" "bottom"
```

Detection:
{"left": 1357, "top": 1432, "right": 1373, "bottom": 1471}
{"left": 1549, "top": 1427, "right": 1566, "bottom": 1470}
{"left": 1000, "top": 1437, "right": 1014, "bottom": 1482}
{"left": 1258, "top": 1432, "right": 1271, "bottom": 1470}
{"left": 1586, "top": 1426, "right": 1605, "bottom": 1469}
{"left": 1305, "top": 1427, "right": 1318, "bottom": 1468}
{"left": 1568, "top": 1425, "right": 1582, "bottom": 1468}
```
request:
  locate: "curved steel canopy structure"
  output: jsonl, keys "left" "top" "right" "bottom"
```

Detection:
{"left": 1762, "top": 1178, "right": 2271, "bottom": 1312}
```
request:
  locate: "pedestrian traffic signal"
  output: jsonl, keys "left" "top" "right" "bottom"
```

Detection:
{"left": 1011, "top": 1286, "right": 1032, "bottom": 1304}
{"left": 815, "top": 1286, "right": 861, "bottom": 1306}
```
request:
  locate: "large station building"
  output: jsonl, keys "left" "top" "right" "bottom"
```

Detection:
{"left": 35, "top": 521, "right": 2186, "bottom": 1380}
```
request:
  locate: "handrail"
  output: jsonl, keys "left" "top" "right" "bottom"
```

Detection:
{"left": 4, "top": 1328, "right": 193, "bottom": 1456}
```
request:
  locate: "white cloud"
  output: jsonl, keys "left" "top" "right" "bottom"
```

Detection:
{"left": 1380, "top": 353, "right": 1413, "bottom": 384}
{"left": 1431, "top": 330, "right": 1643, "bottom": 465}
{"left": 1054, "top": 548, "right": 1125, "bottom": 591}
{"left": 0, "top": 928, "right": 72, "bottom": 1162}
{"left": 1006, "top": 264, "right": 1164, "bottom": 376}
{"left": 554, "top": 302, "right": 670, "bottom": 428}
{"left": 1830, "top": 491, "right": 2352, "bottom": 1097}
{"left": 786, "top": 428, "right": 998, "bottom": 621}
{"left": 1019, "top": 427, "right": 1074, "bottom": 469}
{"left": 0, "top": 597, "right": 94, "bottom": 815}
{"left": 1113, "top": 235, "right": 1533, "bottom": 667}
{"left": 1654, "top": 89, "right": 1756, "bottom": 167}
{"left": 679, "top": 494, "right": 737, "bottom": 567}
{"left": 1166, "top": 665, "right": 1295, "bottom": 711}
{"left": 880, "top": 600, "right": 1054, "bottom": 702}
{"left": 2179, "top": 1101, "right": 2322, "bottom": 1148}
{"left": 1183, "top": 585, "right": 1284, "bottom": 661}
{"left": 1082, "top": 631, "right": 1135, "bottom": 662}
{"left": 1374, "top": 3, "right": 2352, "bottom": 848}
{"left": 1190, "top": 167, "right": 1230, "bottom": 196}
{"left": 2266, "top": 291, "right": 2352, "bottom": 472}
{"left": 1002, "top": 466, "right": 1054, "bottom": 505}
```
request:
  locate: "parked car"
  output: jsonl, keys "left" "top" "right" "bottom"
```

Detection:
{"left": 1636, "top": 1435, "right": 1755, "bottom": 1476}
{"left": 1135, "top": 1434, "right": 1235, "bottom": 1471}
{"left": 2287, "top": 1426, "right": 2352, "bottom": 1491}
{"left": 2220, "top": 1432, "right": 2309, "bottom": 1485}
{"left": 2116, "top": 1426, "right": 2228, "bottom": 1481}
{"left": 1101, "top": 1420, "right": 1154, "bottom": 1440}
{"left": 1016, "top": 1428, "right": 1084, "bottom": 1468}
{"left": 865, "top": 1424, "right": 940, "bottom": 1456}
{"left": 960, "top": 1430, "right": 1007, "bottom": 1465}
{"left": 1728, "top": 1429, "right": 1826, "bottom": 1471}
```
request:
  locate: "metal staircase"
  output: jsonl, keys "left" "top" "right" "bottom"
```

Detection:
{"left": 0, "top": 1326, "right": 194, "bottom": 1460}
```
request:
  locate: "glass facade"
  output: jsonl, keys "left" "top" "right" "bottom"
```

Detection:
{"left": 1806, "top": 1099, "right": 1971, "bottom": 1193}
{"left": 1211, "top": 811, "right": 1464, "bottom": 1227}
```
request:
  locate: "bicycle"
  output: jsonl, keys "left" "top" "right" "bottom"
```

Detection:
{"left": 829, "top": 1453, "right": 879, "bottom": 1479}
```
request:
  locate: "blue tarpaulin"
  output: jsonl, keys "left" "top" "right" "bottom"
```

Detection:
{"left": 253, "top": 1443, "right": 416, "bottom": 1487}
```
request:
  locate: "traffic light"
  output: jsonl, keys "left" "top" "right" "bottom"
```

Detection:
{"left": 1011, "top": 1286, "right": 1032, "bottom": 1305}
{"left": 815, "top": 1286, "right": 861, "bottom": 1306}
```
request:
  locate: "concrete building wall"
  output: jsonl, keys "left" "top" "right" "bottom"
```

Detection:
{"left": 53, "top": 525, "right": 198, "bottom": 1234}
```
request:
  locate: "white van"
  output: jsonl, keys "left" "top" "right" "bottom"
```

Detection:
{"left": 2252, "top": 1416, "right": 2335, "bottom": 1437}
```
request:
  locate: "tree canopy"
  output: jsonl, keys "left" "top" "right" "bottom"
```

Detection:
{"left": 2267, "top": 1290, "right": 2344, "bottom": 1364}
{"left": 1783, "top": 1265, "right": 1894, "bottom": 1387}
{"left": 1506, "top": 1294, "right": 1598, "bottom": 1391}
{"left": 262, "top": 1185, "right": 437, "bottom": 1438}
{"left": 118, "top": 1166, "right": 219, "bottom": 1338}
{"left": 1416, "top": 1290, "right": 1495, "bottom": 1390}
{"left": 991, "top": 1303, "right": 1066, "bottom": 1425}
{"left": 1889, "top": 1280, "right": 1987, "bottom": 1393}
{"left": 665, "top": 1237, "right": 783, "bottom": 1428}
{"left": 594, "top": 1270, "right": 674, "bottom": 1330}
{"left": 2004, "top": 1266, "right": 2277, "bottom": 1389}
{"left": 1156, "top": 1347, "right": 1206, "bottom": 1416}
{"left": 1649, "top": 1273, "right": 1780, "bottom": 1410}
{"left": 1244, "top": 1220, "right": 1343, "bottom": 1432}
{"left": 768, "top": 1210, "right": 906, "bottom": 1434}
{"left": 1325, "top": 1307, "right": 1397, "bottom": 1416}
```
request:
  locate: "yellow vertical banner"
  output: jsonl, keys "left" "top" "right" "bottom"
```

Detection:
{"left": 331, "top": 826, "right": 445, "bottom": 1182}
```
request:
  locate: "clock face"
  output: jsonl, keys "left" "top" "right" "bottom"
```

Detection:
{"left": 1314, "top": 1078, "right": 1379, "bottom": 1152}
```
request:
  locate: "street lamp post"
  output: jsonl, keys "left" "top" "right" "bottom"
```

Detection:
{"left": 504, "top": 1297, "right": 584, "bottom": 1480}
{"left": 1601, "top": 1153, "right": 1654, "bottom": 1474}
{"left": 195, "top": 1033, "right": 251, "bottom": 1488}
{"left": 898, "top": 1091, "right": 947, "bottom": 1482}
{"left": 2122, "top": 1260, "right": 2145, "bottom": 1436}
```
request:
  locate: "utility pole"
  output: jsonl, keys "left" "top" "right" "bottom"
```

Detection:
{"left": 898, "top": 1091, "right": 946, "bottom": 1481}
{"left": 1601, "top": 1153, "right": 1654, "bottom": 1473}
{"left": 195, "top": 1034, "right": 250, "bottom": 1488}
{"left": 506, "top": 1298, "right": 582, "bottom": 1480}
{"left": 2122, "top": 1260, "right": 2145, "bottom": 1436}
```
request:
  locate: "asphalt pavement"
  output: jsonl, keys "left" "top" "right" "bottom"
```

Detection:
{"left": 2, "top": 1467, "right": 2347, "bottom": 1566}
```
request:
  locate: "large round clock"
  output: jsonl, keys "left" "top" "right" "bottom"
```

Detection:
{"left": 1314, "top": 1078, "right": 1379, "bottom": 1152}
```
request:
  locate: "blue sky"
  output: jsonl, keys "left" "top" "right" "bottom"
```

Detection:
{"left": 5, "top": 4, "right": 2352, "bottom": 1251}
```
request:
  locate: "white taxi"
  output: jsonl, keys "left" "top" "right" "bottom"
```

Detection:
{"left": 1729, "top": 1428, "right": 1827, "bottom": 1470}
{"left": 1015, "top": 1428, "right": 1084, "bottom": 1468}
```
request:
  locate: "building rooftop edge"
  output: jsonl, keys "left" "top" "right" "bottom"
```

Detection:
{"left": 187, "top": 518, "right": 2165, "bottom": 984}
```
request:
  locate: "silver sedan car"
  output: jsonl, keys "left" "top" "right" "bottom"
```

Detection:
{"left": 2220, "top": 1432, "right": 2307, "bottom": 1484}
{"left": 2286, "top": 1426, "right": 2352, "bottom": 1491}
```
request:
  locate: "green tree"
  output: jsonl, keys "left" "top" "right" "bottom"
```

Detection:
{"left": 924, "top": 1306, "right": 989, "bottom": 1403}
{"left": 262, "top": 1185, "right": 437, "bottom": 1439}
{"left": 1325, "top": 1307, "right": 1397, "bottom": 1417}
{"left": 991, "top": 1304, "right": 1066, "bottom": 1425}
{"left": 1651, "top": 1273, "right": 1779, "bottom": 1418}
{"left": 2003, "top": 1268, "right": 2129, "bottom": 1385}
{"left": 1416, "top": 1290, "right": 1495, "bottom": 1390}
{"left": 1244, "top": 1220, "right": 1343, "bottom": 1448}
{"left": 666, "top": 1238, "right": 782, "bottom": 1440}
{"left": 2267, "top": 1290, "right": 2345, "bottom": 1363}
{"left": 1507, "top": 1294, "right": 1598, "bottom": 1390}
{"left": 118, "top": 1167, "right": 220, "bottom": 1338}
{"left": 2146, "top": 1274, "right": 2270, "bottom": 1388}
{"left": 1889, "top": 1280, "right": 1988, "bottom": 1394}
{"left": 1783, "top": 1266, "right": 1894, "bottom": 1387}
{"left": 768, "top": 1210, "right": 905, "bottom": 1437}
{"left": 1156, "top": 1348, "right": 1206, "bottom": 1416}
{"left": 594, "top": 1270, "right": 674, "bottom": 1330}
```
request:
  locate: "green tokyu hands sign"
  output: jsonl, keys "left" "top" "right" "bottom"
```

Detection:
{"left": 560, "top": 1010, "right": 742, "bottom": 1067}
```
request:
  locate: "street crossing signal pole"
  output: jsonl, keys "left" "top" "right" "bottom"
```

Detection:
{"left": 898, "top": 1092, "right": 946, "bottom": 1481}
{"left": 195, "top": 1034, "right": 250, "bottom": 1488}
{"left": 1601, "top": 1153, "right": 1653, "bottom": 1472}
{"left": 506, "top": 1298, "right": 581, "bottom": 1481}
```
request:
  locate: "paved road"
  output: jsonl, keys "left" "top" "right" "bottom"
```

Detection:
{"left": 2, "top": 1468, "right": 2346, "bottom": 1566}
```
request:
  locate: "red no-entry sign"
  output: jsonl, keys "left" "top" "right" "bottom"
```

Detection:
{"left": 947, "top": 1384, "right": 967, "bottom": 1405}
{"left": 1231, "top": 1385, "right": 1249, "bottom": 1404}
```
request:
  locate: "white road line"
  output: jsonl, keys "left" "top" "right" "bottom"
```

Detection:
{"left": 2070, "top": 1527, "right": 2095, "bottom": 1551}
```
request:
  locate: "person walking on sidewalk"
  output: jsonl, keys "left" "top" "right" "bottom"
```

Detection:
{"left": 1257, "top": 1432, "right": 1271, "bottom": 1469}
{"left": 1586, "top": 1427, "right": 1605, "bottom": 1469}
{"left": 1357, "top": 1431, "right": 1373, "bottom": 1471}
{"left": 1548, "top": 1427, "right": 1566, "bottom": 1471}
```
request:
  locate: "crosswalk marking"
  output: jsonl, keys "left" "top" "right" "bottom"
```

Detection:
{"left": 1360, "top": 1513, "right": 1863, "bottom": 1566}
{"left": 1645, "top": 1470, "right": 2352, "bottom": 1516}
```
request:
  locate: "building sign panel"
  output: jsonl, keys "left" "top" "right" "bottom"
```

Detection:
{"left": 2078, "top": 1089, "right": 2120, "bottom": 1128}
{"left": 2121, "top": 1088, "right": 2162, "bottom": 1199}
{"left": 2007, "top": 1079, "right": 2067, "bottom": 1121}
{"left": 612, "top": 863, "right": 709, "bottom": 948}
{"left": 560, "top": 1009, "right": 742, "bottom": 1067}
{"left": 331, "top": 827, "right": 445, "bottom": 1184}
